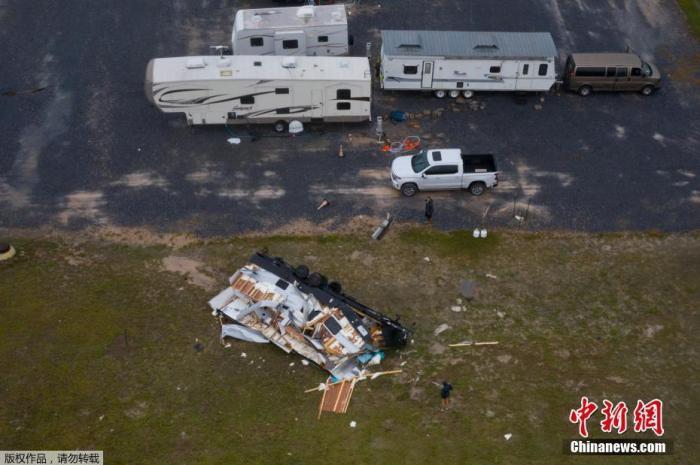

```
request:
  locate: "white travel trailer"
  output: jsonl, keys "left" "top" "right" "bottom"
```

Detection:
{"left": 232, "top": 4, "right": 350, "bottom": 56}
{"left": 380, "top": 30, "right": 558, "bottom": 98}
{"left": 145, "top": 54, "right": 371, "bottom": 130}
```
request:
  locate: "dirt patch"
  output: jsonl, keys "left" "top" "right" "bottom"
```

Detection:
{"left": 161, "top": 255, "right": 218, "bottom": 290}
{"left": 57, "top": 190, "right": 107, "bottom": 225}
{"left": 111, "top": 171, "right": 169, "bottom": 190}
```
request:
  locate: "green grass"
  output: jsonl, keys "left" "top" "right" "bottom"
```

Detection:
{"left": 0, "top": 231, "right": 698, "bottom": 464}
{"left": 679, "top": 0, "right": 700, "bottom": 38}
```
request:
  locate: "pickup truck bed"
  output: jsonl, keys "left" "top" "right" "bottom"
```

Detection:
{"left": 462, "top": 154, "right": 497, "bottom": 173}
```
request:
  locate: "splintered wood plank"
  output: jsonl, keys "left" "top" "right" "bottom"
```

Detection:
{"left": 319, "top": 379, "right": 356, "bottom": 416}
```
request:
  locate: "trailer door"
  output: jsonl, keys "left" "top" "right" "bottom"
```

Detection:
{"left": 421, "top": 61, "right": 434, "bottom": 88}
{"left": 312, "top": 89, "right": 324, "bottom": 118}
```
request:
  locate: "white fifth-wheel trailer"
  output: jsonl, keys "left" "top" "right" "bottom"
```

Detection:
{"left": 232, "top": 4, "right": 350, "bottom": 56}
{"left": 380, "top": 30, "right": 558, "bottom": 98}
{"left": 145, "top": 54, "right": 371, "bottom": 130}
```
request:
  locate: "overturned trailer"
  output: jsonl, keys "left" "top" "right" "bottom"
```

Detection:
{"left": 208, "top": 252, "right": 410, "bottom": 380}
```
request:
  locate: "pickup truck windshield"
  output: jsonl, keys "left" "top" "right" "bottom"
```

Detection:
{"left": 642, "top": 62, "right": 653, "bottom": 77}
{"left": 411, "top": 152, "right": 430, "bottom": 173}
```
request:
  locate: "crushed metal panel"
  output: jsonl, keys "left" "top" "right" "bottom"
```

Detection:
{"left": 220, "top": 324, "right": 269, "bottom": 343}
{"left": 208, "top": 252, "right": 411, "bottom": 380}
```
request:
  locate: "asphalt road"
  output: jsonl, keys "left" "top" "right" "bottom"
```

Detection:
{"left": 1, "top": 0, "right": 699, "bottom": 236}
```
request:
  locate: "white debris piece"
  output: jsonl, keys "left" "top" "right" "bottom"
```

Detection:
{"left": 349, "top": 421, "right": 357, "bottom": 428}
{"left": 504, "top": 433, "right": 512, "bottom": 441}
{"left": 301, "top": 359, "right": 309, "bottom": 366}
{"left": 450, "top": 306, "right": 462, "bottom": 313}
{"left": 486, "top": 273, "right": 498, "bottom": 280}
{"left": 423, "top": 257, "right": 431, "bottom": 262}
{"left": 240, "top": 352, "right": 247, "bottom": 358}
{"left": 434, "top": 324, "right": 451, "bottom": 336}
{"left": 289, "top": 362, "right": 295, "bottom": 367}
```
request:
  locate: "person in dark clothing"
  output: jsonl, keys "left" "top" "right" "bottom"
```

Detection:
{"left": 425, "top": 197, "right": 434, "bottom": 225}
{"left": 440, "top": 381, "right": 453, "bottom": 411}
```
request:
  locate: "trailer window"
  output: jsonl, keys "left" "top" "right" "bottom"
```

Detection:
{"left": 240, "top": 96, "right": 255, "bottom": 104}
{"left": 276, "top": 108, "right": 290, "bottom": 114}
{"left": 522, "top": 64, "right": 529, "bottom": 75}
{"left": 538, "top": 64, "right": 548, "bottom": 76}
{"left": 457, "top": 82, "right": 464, "bottom": 88}
{"left": 403, "top": 65, "right": 418, "bottom": 75}
{"left": 489, "top": 66, "right": 501, "bottom": 73}
{"left": 283, "top": 40, "right": 299, "bottom": 49}
{"left": 337, "top": 102, "right": 351, "bottom": 110}
{"left": 254, "top": 61, "right": 262, "bottom": 66}
{"left": 336, "top": 89, "right": 351, "bottom": 99}
{"left": 275, "top": 88, "right": 289, "bottom": 94}
{"left": 318, "top": 35, "right": 329, "bottom": 43}
{"left": 576, "top": 67, "right": 605, "bottom": 77}
{"left": 250, "top": 37, "right": 263, "bottom": 47}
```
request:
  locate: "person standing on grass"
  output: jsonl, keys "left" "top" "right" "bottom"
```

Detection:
{"left": 440, "top": 381, "right": 453, "bottom": 411}
{"left": 425, "top": 197, "right": 434, "bottom": 225}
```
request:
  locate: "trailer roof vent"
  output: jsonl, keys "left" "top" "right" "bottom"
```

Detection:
{"left": 185, "top": 57, "right": 207, "bottom": 69}
{"left": 297, "top": 6, "right": 315, "bottom": 19}
{"left": 281, "top": 57, "right": 298, "bottom": 68}
{"left": 474, "top": 44, "right": 499, "bottom": 50}
{"left": 398, "top": 42, "right": 422, "bottom": 49}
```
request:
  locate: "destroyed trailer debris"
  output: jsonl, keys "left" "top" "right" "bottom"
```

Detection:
{"left": 208, "top": 252, "right": 410, "bottom": 380}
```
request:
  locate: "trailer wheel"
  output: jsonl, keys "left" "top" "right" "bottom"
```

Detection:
{"left": 448, "top": 90, "right": 460, "bottom": 98}
{"left": 308, "top": 272, "right": 328, "bottom": 288}
{"left": 328, "top": 281, "right": 342, "bottom": 293}
{"left": 273, "top": 120, "right": 287, "bottom": 133}
{"left": 294, "top": 264, "right": 309, "bottom": 280}
{"left": 400, "top": 183, "right": 418, "bottom": 197}
{"left": 462, "top": 90, "right": 475, "bottom": 99}
{"left": 468, "top": 181, "right": 486, "bottom": 196}
{"left": 640, "top": 85, "right": 655, "bottom": 96}
{"left": 434, "top": 90, "right": 446, "bottom": 99}
{"left": 578, "top": 86, "right": 592, "bottom": 97}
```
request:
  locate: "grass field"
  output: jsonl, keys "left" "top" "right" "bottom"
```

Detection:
{"left": 680, "top": 0, "right": 700, "bottom": 38}
{"left": 1, "top": 230, "right": 698, "bottom": 464}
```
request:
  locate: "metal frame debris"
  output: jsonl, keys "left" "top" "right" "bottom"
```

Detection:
{"left": 209, "top": 252, "right": 410, "bottom": 380}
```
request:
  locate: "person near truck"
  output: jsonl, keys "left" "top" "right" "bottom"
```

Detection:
{"left": 440, "top": 381, "right": 453, "bottom": 411}
{"left": 425, "top": 197, "right": 434, "bottom": 224}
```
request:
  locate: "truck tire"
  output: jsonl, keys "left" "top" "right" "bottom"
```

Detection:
{"left": 274, "top": 120, "right": 287, "bottom": 133}
{"left": 469, "top": 181, "right": 486, "bottom": 196}
{"left": 448, "top": 90, "right": 460, "bottom": 98}
{"left": 294, "top": 264, "right": 309, "bottom": 279}
{"left": 640, "top": 85, "right": 654, "bottom": 96}
{"left": 578, "top": 86, "right": 592, "bottom": 97}
{"left": 462, "top": 90, "right": 475, "bottom": 99}
{"left": 434, "top": 90, "right": 446, "bottom": 99}
{"left": 400, "top": 183, "right": 418, "bottom": 197}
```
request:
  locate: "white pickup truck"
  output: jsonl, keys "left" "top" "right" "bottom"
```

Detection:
{"left": 390, "top": 148, "right": 499, "bottom": 197}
